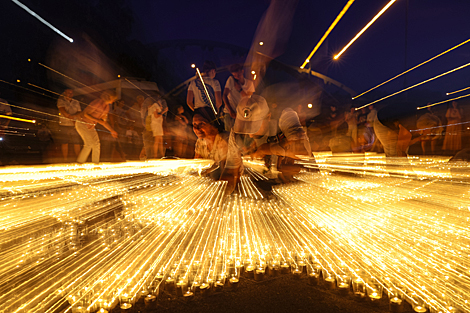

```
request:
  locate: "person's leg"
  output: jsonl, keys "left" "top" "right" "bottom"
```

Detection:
{"left": 76, "top": 123, "right": 92, "bottom": 163}
{"left": 421, "top": 140, "right": 426, "bottom": 155}
{"left": 142, "top": 130, "right": 153, "bottom": 159}
{"left": 61, "top": 144, "right": 68, "bottom": 161}
{"left": 88, "top": 129, "right": 100, "bottom": 163}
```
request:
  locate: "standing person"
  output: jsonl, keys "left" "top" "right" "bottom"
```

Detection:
{"left": 443, "top": 101, "right": 463, "bottom": 154}
{"left": 139, "top": 96, "right": 156, "bottom": 160}
{"left": 75, "top": 91, "right": 118, "bottom": 163}
{"left": 57, "top": 89, "right": 82, "bottom": 162}
{"left": 37, "top": 123, "right": 53, "bottom": 162}
{"left": 172, "top": 105, "right": 190, "bottom": 158}
{"left": 345, "top": 107, "right": 358, "bottom": 145}
{"left": 187, "top": 60, "right": 222, "bottom": 112}
{"left": 222, "top": 64, "right": 255, "bottom": 131}
{"left": 417, "top": 106, "right": 442, "bottom": 155}
{"left": 148, "top": 99, "right": 168, "bottom": 158}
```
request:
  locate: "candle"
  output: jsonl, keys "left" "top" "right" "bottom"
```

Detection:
{"left": 389, "top": 297, "right": 403, "bottom": 313}
{"left": 369, "top": 292, "right": 381, "bottom": 300}
{"left": 308, "top": 273, "right": 319, "bottom": 285}
{"left": 98, "top": 309, "right": 108, "bottom": 313}
{"left": 229, "top": 277, "right": 239, "bottom": 284}
{"left": 413, "top": 306, "right": 427, "bottom": 313}
{"left": 254, "top": 269, "right": 265, "bottom": 281}
{"left": 280, "top": 263, "right": 290, "bottom": 274}
{"left": 183, "top": 291, "right": 194, "bottom": 298}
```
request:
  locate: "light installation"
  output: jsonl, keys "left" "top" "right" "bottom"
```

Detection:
{"left": 0, "top": 156, "right": 468, "bottom": 313}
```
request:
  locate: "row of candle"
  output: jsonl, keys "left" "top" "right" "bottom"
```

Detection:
{"left": 0, "top": 156, "right": 468, "bottom": 313}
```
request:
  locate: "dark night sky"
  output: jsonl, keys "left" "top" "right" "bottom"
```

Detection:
{"left": 129, "top": 0, "right": 470, "bottom": 97}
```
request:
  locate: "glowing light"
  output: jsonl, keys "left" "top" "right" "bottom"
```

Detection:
{"left": 446, "top": 85, "right": 470, "bottom": 96}
{"left": 12, "top": 0, "right": 74, "bottom": 43}
{"left": 300, "top": 0, "right": 355, "bottom": 69}
{"left": 16, "top": 79, "right": 20, "bottom": 83}
{"left": 117, "top": 75, "right": 121, "bottom": 78}
{"left": 195, "top": 68, "right": 217, "bottom": 115}
{"left": 191, "top": 64, "right": 196, "bottom": 68}
{"left": 0, "top": 114, "right": 36, "bottom": 123}
{"left": 27, "top": 59, "right": 31, "bottom": 62}
{"left": 333, "top": 0, "right": 396, "bottom": 60}
{"left": 353, "top": 38, "right": 470, "bottom": 99}
{"left": 251, "top": 70, "right": 256, "bottom": 75}
{"left": 418, "top": 92, "right": 470, "bottom": 110}
{"left": 259, "top": 41, "right": 264, "bottom": 46}
{"left": 357, "top": 61, "right": 470, "bottom": 110}
{"left": 308, "top": 103, "right": 313, "bottom": 109}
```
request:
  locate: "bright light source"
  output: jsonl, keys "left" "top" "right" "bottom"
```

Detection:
{"left": 307, "top": 103, "right": 313, "bottom": 109}
{"left": 12, "top": 0, "right": 74, "bottom": 43}
{"left": 446, "top": 85, "right": 470, "bottom": 96}
{"left": 259, "top": 41, "right": 264, "bottom": 46}
{"left": 28, "top": 59, "right": 31, "bottom": 62}
{"left": 334, "top": 0, "right": 396, "bottom": 60}
{"left": 253, "top": 74, "right": 257, "bottom": 80}
{"left": 251, "top": 71, "right": 256, "bottom": 75}
{"left": 118, "top": 75, "right": 121, "bottom": 78}
{"left": 300, "top": 0, "right": 355, "bottom": 69}
{"left": 191, "top": 64, "right": 196, "bottom": 68}
{"left": 0, "top": 138, "right": 3, "bottom": 141}
{"left": 17, "top": 79, "right": 21, "bottom": 83}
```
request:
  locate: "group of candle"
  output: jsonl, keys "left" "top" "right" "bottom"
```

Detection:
{"left": 0, "top": 154, "right": 468, "bottom": 313}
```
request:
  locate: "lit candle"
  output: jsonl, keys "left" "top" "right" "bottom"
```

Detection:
{"left": 413, "top": 306, "right": 427, "bottom": 313}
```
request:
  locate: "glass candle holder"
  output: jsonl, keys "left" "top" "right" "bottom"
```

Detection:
{"left": 411, "top": 293, "right": 427, "bottom": 313}
{"left": 388, "top": 285, "right": 405, "bottom": 312}
{"left": 322, "top": 268, "right": 336, "bottom": 289}
{"left": 352, "top": 277, "right": 366, "bottom": 298}
{"left": 307, "top": 262, "right": 321, "bottom": 285}
{"left": 366, "top": 277, "right": 383, "bottom": 301}
{"left": 337, "top": 274, "right": 351, "bottom": 293}
{"left": 119, "top": 293, "right": 132, "bottom": 310}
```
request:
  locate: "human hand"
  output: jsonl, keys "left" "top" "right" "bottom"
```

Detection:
{"left": 111, "top": 130, "right": 118, "bottom": 138}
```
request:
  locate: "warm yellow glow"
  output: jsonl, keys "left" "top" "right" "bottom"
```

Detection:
{"left": 16, "top": 79, "right": 21, "bottom": 83}
{"left": 0, "top": 158, "right": 468, "bottom": 313}
{"left": 259, "top": 41, "right": 264, "bottom": 46}
{"left": 445, "top": 85, "right": 470, "bottom": 96}
{"left": 333, "top": 0, "right": 396, "bottom": 60}
{"left": 0, "top": 114, "right": 36, "bottom": 123}
{"left": 357, "top": 61, "right": 470, "bottom": 110}
{"left": 251, "top": 70, "right": 256, "bottom": 74}
{"left": 28, "top": 58, "right": 31, "bottom": 62}
{"left": 417, "top": 92, "right": 470, "bottom": 109}
{"left": 191, "top": 64, "right": 196, "bottom": 68}
{"left": 117, "top": 75, "right": 121, "bottom": 78}
{"left": 300, "top": 0, "right": 355, "bottom": 69}
{"left": 353, "top": 38, "right": 470, "bottom": 99}
{"left": 308, "top": 103, "right": 313, "bottom": 108}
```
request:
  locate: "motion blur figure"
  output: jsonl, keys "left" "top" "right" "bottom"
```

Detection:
{"left": 222, "top": 64, "right": 255, "bottom": 131}
{"left": 187, "top": 61, "right": 222, "bottom": 112}
{"left": 443, "top": 101, "right": 463, "bottom": 155}
{"left": 172, "top": 105, "right": 190, "bottom": 158}
{"left": 193, "top": 108, "right": 228, "bottom": 179}
{"left": 148, "top": 98, "right": 168, "bottom": 158}
{"left": 56, "top": 89, "right": 82, "bottom": 162}
{"left": 416, "top": 106, "right": 442, "bottom": 155}
{"left": 76, "top": 91, "right": 118, "bottom": 163}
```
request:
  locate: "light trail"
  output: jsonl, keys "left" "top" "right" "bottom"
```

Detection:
{"left": 195, "top": 68, "right": 218, "bottom": 116}
{"left": 357, "top": 61, "right": 470, "bottom": 110}
{"left": 12, "top": 0, "right": 74, "bottom": 43}
{"left": 333, "top": 0, "right": 397, "bottom": 60}
{"left": 418, "top": 92, "right": 470, "bottom": 110}
{"left": 0, "top": 158, "right": 468, "bottom": 313}
{"left": 446, "top": 85, "right": 470, "bottom": 96}
{"left": 300, "top": 0, "right": 355, "bottom": 69}
{"left": 0, "top": 114, "right": 36, "bottom": 123}
{"left": 353, "top": 38, "right": 470, "bottom": 100}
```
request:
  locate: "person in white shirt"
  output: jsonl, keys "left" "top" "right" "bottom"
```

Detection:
{"left": 57, "top": 89, "right": 82, "bottom": 162}
{"left": 222, "top": 63, "right": 255, "bottom": 131}
{"left": 186, "top": 60, "right": 222, "bottom": 112}
{"left": 148, "top": 99, "right": 168, "bottom": 158}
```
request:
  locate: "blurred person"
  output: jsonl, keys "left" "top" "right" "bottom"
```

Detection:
{"left": 357, "top": 107, "right": 368, "bottom": 127}
{"left": 193, "top": 107, "right": 228, "bottom": 179}
{"left": 125, "top": 125, "right": 140, "bottom": 159}
{"left": 443, "top": 101, "right": 463, "bottom": 154}
{"left": 75, "top": 91, "right": 118, "bottom": 163}
{"left": 139, "top": 96, "right": 158, "bottom": 160}
{"left": 148, "top": 98, "right": 168, "bottom": 158}
{"left": 345, "top": 107, "right": 358, "bottom": 145}
{"left": 37, "top": 123, "right": 53, "bottom": 162}
{"left": 57, "top": 89, "right": 82, "bottom": 162}
{"left": 296, "top": 104, "right": 307, "bottom": 128}
{"left": 329, "top": 122, "right": 353, "bottom": 154}
{"left": 417, "top": 106, "right": 442, "bottom": 155}
{"left": 127, "top": 95, "right": 145, "bottom": 130}
{"left": 354, "top": 126, "right": 375, "bottom": 153}
{"left": 366, "top": 105, "right": 377, "bottom": 127}
{"left": 172, "top": 105, "right": 190, "bottom": 158}
{"left": 222, "top": 63, "right": 255, "bottom": 131}
{"left": 108, "top": 99, "right": 128, "bottom": 161}
{"left": 187, "top": 60, "right": 222, "bottom": 112}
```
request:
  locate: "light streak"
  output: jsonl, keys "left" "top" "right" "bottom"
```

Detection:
{"left": 417, "top": 92, "right": 470, "bottom": 110}
{"left": 195, "top": 68, "right": 218, "bottom": 115}
{"left": 357, "top": 61, "right": 470, "bottom": 110}
{"left": 0, "top": 114, "right": 36, "bottom": 123}
{"left": 300, "top": 0, "right": 355, "bottom": 69}
{"left": 38, "top": 63, "right": 87, "bottom": 87}
{"left": 12, "top": 0, "right": 74, "bottom": 43}
{"left": 333, "top": 0, "right": 397, "bottom": 60}
{"left": 353, "top": 38, "right": 470, "bottom": 99}
{"left": 446, "top": 85, "right": 470, "bottom": 96}
{"left": 0, "top": 158, "right": 468, "bottom": 313}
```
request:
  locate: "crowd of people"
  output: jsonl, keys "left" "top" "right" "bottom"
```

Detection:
{"left": 1, "top": 61, "right": 468, "bottom": 172}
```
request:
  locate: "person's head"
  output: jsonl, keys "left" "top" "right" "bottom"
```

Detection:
{"left": 203, "top": 60, "right": 217, "bottom": 78}
{"left": 369, "top": 105, "right": 374, "bottom": 111}
{"left": 100, "top": 90, "right": 117, "bottom": 104}
{"left": 234, "top": 95, "right": 270, "bottom": 136}
{"left": 136, "top": 95, "right": 145, "bottom": 105}
{"left": 63, "top": 89, "right": 74, "bottom": 100}
{"left": 192, "top": 108, "right": 219, "bottom": 139}
{"left": 350, "top": 107, "right": 355, "bottom": 113}
{"left": 177, "top": 105, "right": 184, "bottom": 114}
{"left": 229, "top": 64, "right": 244, "bottom": 81}
{"left": 452, "top": 101, "right": 458, "bottom": 108}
